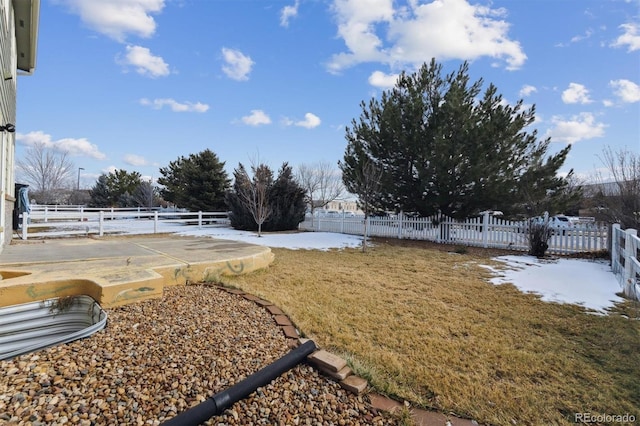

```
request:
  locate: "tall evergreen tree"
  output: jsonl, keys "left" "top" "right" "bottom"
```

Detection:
{"left": 341, "top": 59, "right": 576, "bottom": 219}
{"left": 226, "top": 164, "right": 262, "bottom": 231}
{"left": 106, "top": 169, "right": 142, "bottom": 208}
{"left": 158, "top": 149, "right": 230, "bottom": 211}
{"left": 268, "top": 163, "right": 307, "bottom": 230}
{"left": 226, "top": 162, "right": 306, "bottom": 232}
{"left": 231, "top": 163, "right": 274, "bottom": 236}
{"left": 88, "top": 174, "right": 111, "bottom": 207}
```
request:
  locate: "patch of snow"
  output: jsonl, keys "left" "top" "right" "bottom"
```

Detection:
{"left": 177, "top": 227, "right": 364, "bottom": 251}
{"left": 485, "top": 255, "right": 625, "bottom": 314}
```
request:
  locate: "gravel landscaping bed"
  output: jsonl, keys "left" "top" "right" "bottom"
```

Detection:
{"left": 0, "top": 286, "right": 397, "bottom": 425}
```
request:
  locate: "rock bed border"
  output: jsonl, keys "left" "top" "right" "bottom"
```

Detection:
{"left": 215, "top": 285, "right": 478, "bottom": 426}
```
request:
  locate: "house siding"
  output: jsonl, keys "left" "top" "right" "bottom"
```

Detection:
{"left": 0, "top": 0, "right": 19, "bottom": 249}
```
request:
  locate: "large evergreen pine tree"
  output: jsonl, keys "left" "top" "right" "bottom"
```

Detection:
{"left": 88, "top": 174, "right": 111, "bottom": 207}
{"left": 267, "top": 163, "right": 307, "bottom": 230}
{"left": 341, "top": 59, "right": 576, "bottom": 219}
{"left": 158, "top": 149, "right": 230, "bottom": 211}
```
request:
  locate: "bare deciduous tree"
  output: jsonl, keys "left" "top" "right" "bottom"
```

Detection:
{"left": 297, "top": 161, "right": 345, "bottom": 220}
{"left": 235, "top": 164, "right": 273, "bottom": 237}
{"left": 133, "top": 180, "right": 159, "bottom": 209}
{"left": 340, "top": 157, "right": 382, "bottom": 252}
{"left": 16, "top": 142, "right": 75, "bottom": 204}
{"left": 592, "top": 146, "right": 640, "bottom": 229}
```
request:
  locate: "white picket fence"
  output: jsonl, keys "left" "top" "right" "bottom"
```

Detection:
{"left": 18, "top": 206, "right": 230, "bottom": 239}
{"left": 299, "top": 212, "right": 609, "bottom": 255}
{"left": 611, "top": 224, "right": 640, "bottom": 301}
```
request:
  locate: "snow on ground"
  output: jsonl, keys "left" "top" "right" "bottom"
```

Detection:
{"left": 40, "top": 220, "right": 626, "bottom": 314}
{"left": 176, "top": 226, "right": 365, "bottom": 250}
{"left": 482, "top": 255, "right": 625, "bottom": 314}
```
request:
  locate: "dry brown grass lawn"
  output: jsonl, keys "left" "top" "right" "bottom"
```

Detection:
{"left": 221, "top": 237, "right": 640, "bottom": 425}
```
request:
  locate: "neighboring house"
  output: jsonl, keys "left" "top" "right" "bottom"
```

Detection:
{"left": 580, "top": 181, "right": 621, "bottom": 197}
{"left": 321, "top": 200, "right": 363, "bottom": 215}
{"left": 0, "top": 0, "right": 39, "bottom": 250}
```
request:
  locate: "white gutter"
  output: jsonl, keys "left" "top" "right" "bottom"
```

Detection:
{"left": 13, "top": 0, "right": 40, "bottom": 74}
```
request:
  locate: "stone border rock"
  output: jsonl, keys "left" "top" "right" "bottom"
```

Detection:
{"left": 216, "top": 285, "right": 479, "bottom": 426}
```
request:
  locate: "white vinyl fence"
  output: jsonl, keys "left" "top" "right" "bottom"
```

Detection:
{"left": 18, "top": 205, "right": 230, "bottom": 240}
{"left": 300, "top": 212, "right": 609, "bottom": 255}
{"left": 611, "top": 224, "right": 640, "bottom": 301}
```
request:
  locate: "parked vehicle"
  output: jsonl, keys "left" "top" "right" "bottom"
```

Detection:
{"left": 479, "top": 210, "right": 504, "bottom": 217}
{"left": 550, "top": 215, "right": 573, "bottom": 229}
{"left": 531, "top": 215, "right": 573, "bottom": 235}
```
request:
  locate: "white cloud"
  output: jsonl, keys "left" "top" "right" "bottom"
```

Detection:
{"left": 611, "top": 22, "right": 640, "bottom": 52}
{"left": 519, "top": 84, "right": 537, "bottom": 97}
{"left": 368, "top": 70, "right": 398, "bottom": 88}
{"left": 104, "top": 165, "right": 119, "bottom": 175}
{"left": 139, "top": 98, "right": 209, "bottom": 112}
{"left": 120, "top": 45, "right": 169, "bottom": 78}
{"left": 328, "top": 0, "right": 526, "bottom": 73}
{"left": 16, "top": 131, "right": 107, "bottom": 160}
{"left": 602, "top": 99, "right": 614, "bottom": 107}
{"left": 57, "top": 138, "right": 107, "bottom": 159}
{"left": 547, "top": 113, "right": 606, "bottom": 144}
{"left": 124, "top": 154, "right": 148, "bottom": 166}
{"left": 561, "top": 83, "right": 592, "bottom": 104}
{"left": 16, "top": 130, "right": 52, "bottom": 147}
{"left": 609, "top": 79, "right": 640, "bottom": 103}
{"left": 280, "top": 0, "right": 300, "bottom": 27}
{"left": 294, "top": 113, "right": 322, "bottom": 129}
{"left": 241, "top": 110, "right": 271, "bottom": 126}
{"left": 565, "top": 28, "right": 593, "bottom": 45}
{"left": 57, "top": 0, "right": 165, "bottom": 42}
{"left": 221, "top": 48, "right": 254, "bottom": 81}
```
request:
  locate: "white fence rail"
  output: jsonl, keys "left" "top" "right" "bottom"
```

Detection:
{"left": 300, "top": 212, "right": 609, "bottom": 255}
{"left": 18, "top": 206, "right": 230, "bottom": 240}
{"left": 611, "top": 224, "right": 640, "bottom": 301}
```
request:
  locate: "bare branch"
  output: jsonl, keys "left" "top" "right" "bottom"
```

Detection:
{"left": 593, "top": 146, "right": 640, "bottom": 228}
{"left": 297, "top": 161, "right": 345, "bottom": 212}
{"left": 16, "top": 142, "right": 75, "bottom": 203}
{"left": 235, "top": 164, "right": 273, "bottom": 236}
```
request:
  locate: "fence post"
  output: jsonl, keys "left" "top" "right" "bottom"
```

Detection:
{"left": 198, "top": 211, "right": 203, "bottom": 229}
{"left": 44, "top": 206, "right": 48, "bottom": 223}
{"left": 364, "top": 216, "right": 370, "bottom": 239}
{"left": 482, "top": 212, "right": 489, "bottom": 248}
{"left": 110, "top": 207, "right": 115, "bottom": 221}
{"left": 398, "top": 211, "right": 403, "bottom": 240}
{"left": 623, "top": 228, "right": 637, "bottom": 293}
{"left": 21, "top": 214, "right": 28, "bottom": 240}
{"left": 99, "top": 211, "right": 104, "bottom": 237}
{"left": 80, "top": 206, "right": 84, "bottom": 222}
{"left": 340, "top": 210, "right": 344, "bottom": 234}
{"left": 137, "top": 207, "right": 141, "bottom": 220}
{"left": 154, "top": 212, "right": 159, "bottom": 234}
{"left": 607, "top": 223, "right": 620, "bottom": 273}
{"left": 439, "top": 214, "right": 450, "bottom": 243}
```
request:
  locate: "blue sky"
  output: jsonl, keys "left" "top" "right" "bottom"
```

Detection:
{"left": 14, "top": 0, "right": 640, "bottom": 190}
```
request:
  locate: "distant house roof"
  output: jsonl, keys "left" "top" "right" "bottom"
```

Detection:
{"left": 13, "top": 0, "right": 40, "bottom": 73}
{"left": 581, "top": 181, "right": 621, "bottom": 197}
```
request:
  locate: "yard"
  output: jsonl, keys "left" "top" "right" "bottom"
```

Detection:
{"left": 221, "top": 238, "right": 640, "bottom": 425}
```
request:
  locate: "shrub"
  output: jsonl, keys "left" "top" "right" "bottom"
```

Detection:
{"left": 226, "top": 162, "right": 306, "bottom": 232}
{"left": 528, "top": 222, "right": 553, "bottom": 258}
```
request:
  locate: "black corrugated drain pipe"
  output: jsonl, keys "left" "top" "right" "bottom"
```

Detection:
{"left": 160, "top": 340, "right": 317, "bottom": 426}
